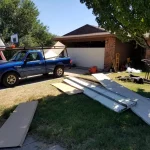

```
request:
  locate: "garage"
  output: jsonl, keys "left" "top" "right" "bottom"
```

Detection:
{"left": 54, "top": 24, "right": 108, "bottom": 69}
{"left": 67, "top": 47, "right": 105, "bottom": 69}
{"left": 54, "top": 24, "right": 133, "bottom": 71}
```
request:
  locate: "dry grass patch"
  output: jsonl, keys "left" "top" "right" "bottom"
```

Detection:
{"left": 0, "top": 75, "right": 63, "bottom": 120}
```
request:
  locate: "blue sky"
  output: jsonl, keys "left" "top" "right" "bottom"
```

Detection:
{"left": 32, "top": 0, "right": 98, "bottom": 36}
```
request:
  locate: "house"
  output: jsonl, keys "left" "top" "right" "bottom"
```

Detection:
{"left": 145, "top": 39, "right": 150, "bottom": 59}
{"left": 0, "top": 38, "right": 6, "bottom": 60}
{"left": 44, "top": 41, "right": 65, "bottom": 59}
{"left": 54, "top": 24, "right": 146, "bottom": 71}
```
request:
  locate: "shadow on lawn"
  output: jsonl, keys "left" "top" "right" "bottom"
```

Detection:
{"left": 0, "top": 105, "right": 17, "bottom": 127}
{"left": 0, "top": 93, "right": 150, "bottom": 150}
{"left": 31, "top": 94, "right": 149, "bottom": 150}
{"left": 136, "top": 88, "right": 150, "bottom": 98}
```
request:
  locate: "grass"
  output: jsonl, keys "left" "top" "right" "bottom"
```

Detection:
{"left": 31, "top": 94, "right": 150, "bottom": 150}
{"left": 108, "top": 72, "right": 150, "bottom": 98}
{"left": 0, "top": 72, "right": 150, "bottom": 150}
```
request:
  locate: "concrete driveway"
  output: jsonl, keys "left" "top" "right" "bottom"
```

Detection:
{"left": 65, "top": 68, "right": 88, "bottom": 76}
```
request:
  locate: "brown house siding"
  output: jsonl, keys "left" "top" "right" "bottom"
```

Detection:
{"left": 104, "top": 38, "right": 133, "bottom": 71}
{"left": 104, "top": 37, "right": 116, "bottom": 70}
{"left": 146, "top": 40, "right": 150, "bottom": 59}
{"left": 145, "top": 50, "right": 150, "bottom": 59}
{"left": 115, "top": 39, "right": 133, "bottom": 66}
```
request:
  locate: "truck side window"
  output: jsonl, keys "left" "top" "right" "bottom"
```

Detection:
{"left": 26, "top": 53, "right": 40, "bottom": 61}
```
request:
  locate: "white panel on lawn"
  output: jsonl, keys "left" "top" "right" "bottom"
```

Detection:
{"left": 67, "top": 48, "right": 105, "bottom": 69}
{"left": 67, "top": 76, "right": 136, "bottom": 108}
{"left": 92, "top": 73, "right": 150, "bottom": 125}
{"left": 64, "top": 79, "right": 126, "bottom": 113}
{"left": 0, "top": 101, "right": 38, "bottom": 148}
{"left": 51, "top": 83, "right": 83, "bottom": 95}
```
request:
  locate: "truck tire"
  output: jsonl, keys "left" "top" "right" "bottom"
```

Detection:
{"left": 2, "top": 72, "right": 19, "bottom": 87}
{"left": 54, "top": 66, "right": 64, "bottom": 78}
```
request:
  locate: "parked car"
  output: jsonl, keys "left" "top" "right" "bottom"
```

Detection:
{"left": 0, "top": 50, "right": 71, "bottom": 87}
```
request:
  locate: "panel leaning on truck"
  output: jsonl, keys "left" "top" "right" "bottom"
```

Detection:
{"left": 0, "top": 48, "right": 71, "bottom": 87}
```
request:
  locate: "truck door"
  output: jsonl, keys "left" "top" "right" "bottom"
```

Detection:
{"left": 22, "top": 52, "right": 46, "bottom": 76}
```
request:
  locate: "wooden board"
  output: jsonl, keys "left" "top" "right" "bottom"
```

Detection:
{"left": 92, "top": 73, "right": 150, "bottom": 125}
{"left": 0, "top": 101, "right": 38, "bottom": 148}
{"left": 52, "top": 83, "right": 83, "bottom": 95}
{"left": 64, "top": 79, "right": 126, "bottom": 113}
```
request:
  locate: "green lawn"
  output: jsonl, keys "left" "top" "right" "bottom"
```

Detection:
{"left": 108, "top": 72, "right": 150, "bottom": 98}
{"left": 0, "top": 73, "right": 150, "bottom": 150}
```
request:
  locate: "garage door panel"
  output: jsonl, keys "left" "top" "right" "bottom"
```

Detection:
{"left": 67, "top": 48, "right": 105, "bottom": 69}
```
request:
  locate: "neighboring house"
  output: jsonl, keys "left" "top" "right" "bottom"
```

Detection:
{"left": 0, "top": 38, "right": 6, "bottom": 60}
{"left": 145, "top": 40, "right": 150, "bottom": 59}
{"left": 54, "top": 24, "right": 147, "bottom": 71}
{"left": 44, "top": 41, "right": 65, "bottom": 59}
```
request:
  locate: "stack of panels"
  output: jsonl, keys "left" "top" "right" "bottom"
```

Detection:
{"left": 67, "top": 76, "right": 136, "bottom": 108}
{"left": 92, "top": 73, "right": 150, "bottom": 125}
{"left": 64, "top": 78, "right": 126, "bottom": 113}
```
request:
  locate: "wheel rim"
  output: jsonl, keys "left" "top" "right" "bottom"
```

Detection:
{"left": 7, "top": 75, "right": 17, "bottom": 85}
{"left": 57, "top": 68, "right": 63, "bottom": 76}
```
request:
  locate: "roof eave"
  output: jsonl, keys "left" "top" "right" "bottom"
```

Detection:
{"left": 54, "top": 33, "right": 115, "bottom": 41}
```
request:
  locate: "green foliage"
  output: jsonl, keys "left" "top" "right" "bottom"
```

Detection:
{"left": 19, "top": 34, "right": 38, "bottom": 47}
{"left": 32, "top": 21, "right": 56, "bottom": 46}
{"left": 80, "top": 0, "right": 150, "bottom": 48}
{"left": 0, "top": 0, "right": 55, "bottom": 47}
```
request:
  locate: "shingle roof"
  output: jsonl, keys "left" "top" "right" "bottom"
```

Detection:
{"left": 63, "top": 24, "right": 106, "bottom": 36}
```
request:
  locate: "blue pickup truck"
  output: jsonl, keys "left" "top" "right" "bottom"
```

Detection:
{"left": 0, "top": 50, "right": 71, "bottom": 87}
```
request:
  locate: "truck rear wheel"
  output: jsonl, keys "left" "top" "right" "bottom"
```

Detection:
{"left": 2, "top": 72, "right": 19, "bottom": 87}
{"left": 54, "top": 66, "right": 64, "bottom": 78}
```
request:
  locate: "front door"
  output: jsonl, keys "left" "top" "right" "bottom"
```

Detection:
{"left": 22, "top": 52, "right": 45, "bottom": 77}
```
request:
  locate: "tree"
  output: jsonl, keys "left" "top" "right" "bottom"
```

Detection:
{"left": 0, "top": 0, "right": 55, "bottom": 47}
{"left": 19, "top": 34, "right": 38, "bottom": 47}
{"left": 80, "top": 0, "right": 150, "bottom": 48}
{"left": 0, "top": 0, "right": 39, "bottom": 42}
{"left": 31, "top": 21, "right": 56, "bottom": 46}
{"left": 19, "top": 22, "right": 56, "bottom": 47}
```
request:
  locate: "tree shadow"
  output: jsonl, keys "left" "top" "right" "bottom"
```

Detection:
{"left": 136, "top": 88, "right": 150, "bottom": 98}
{"left": 30, "top": 94, "right": 149, "bottom": 150}
{"left": 0, "top": 93, "right": 149, "bottom": 150}
{"left": 0, "top": 105, "right": 17, "bottom": 127}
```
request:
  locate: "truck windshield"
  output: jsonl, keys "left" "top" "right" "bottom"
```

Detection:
{"left": 9, "top": 51, "right": 27, "bottom": 61}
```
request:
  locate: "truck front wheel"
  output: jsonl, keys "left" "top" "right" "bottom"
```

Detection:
{"left": 54, "top": 66, "right": 64, "bottom": 78}
{"left": 2, "top": 72, "right": 19, "bottom": 87}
